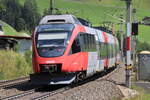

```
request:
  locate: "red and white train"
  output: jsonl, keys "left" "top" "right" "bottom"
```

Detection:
{"left": 30, "top": 15, "right": 120, "bottom": 85}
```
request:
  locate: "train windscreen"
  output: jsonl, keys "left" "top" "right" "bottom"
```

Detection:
{"left": 36, "top": 24, "right": 74, "bottom": 57}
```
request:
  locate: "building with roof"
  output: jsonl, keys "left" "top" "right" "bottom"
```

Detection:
{"left": 0, "top": 20, "right": 32, "bottom": 54}
{"left": 142, "top": 17, "right": 150, "bottom": 25}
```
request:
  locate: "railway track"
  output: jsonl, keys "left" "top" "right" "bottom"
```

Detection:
{"left": 30, "top": 86, "right": 69, "bottom": 100}
{"left": 30, "top": 66, "right": 120, "bottom": 100}
{"left": 0, "top": 85, "right": 66, "bottom": 100}
{"left": 0, "top": 76, "right": 29, "bottom": 89}
{"left": 0, "top": 66, "right": 121, "bottom": 100}
{"left": 1, "top": 88, "right": 36, "bottom": 100}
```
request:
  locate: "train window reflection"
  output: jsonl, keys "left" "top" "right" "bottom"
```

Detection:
{"left": 37, "top": 33, "right": 68, "bottom": 48}
{"left": 37, "top": 32, "right": 68, "bottom": 57}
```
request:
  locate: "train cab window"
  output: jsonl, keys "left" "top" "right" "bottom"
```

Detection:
{"left": 71, "top": 35, "right": 81, "bottom": 54}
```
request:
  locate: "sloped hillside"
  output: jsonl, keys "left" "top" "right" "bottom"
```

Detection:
{"left": 19, "top": 0, "right": 150, "bottom": 22}
{"left": 0, "top": 20, "right": 30, "bottom": 37}
{"left": 19, "top": 0, "right": 150, "bottom": 44}
{"left": 0, "top": 20, "right": 18, "bottom": 35}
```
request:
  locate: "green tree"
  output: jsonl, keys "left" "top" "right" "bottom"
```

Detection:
{"left": 42, "top": 0, "right": 61, "bottom": 16}
{"left": 0, "top": 0, "right": 23, "bottom": 29}
{"left": 0, "top": 0, "right": 40, "bottom": 32}
{"left": 15, "top": 18, "right": 26, "bottom": 31}
{"left": 43, "top": 8, "right": 49, "bottom": 16}
{"left": 23, "top": 0, "right": 41, "bottom": 33}
{"left": 0, "top": 1, "right": 6, "bottom": 19}
{"left": 136, "top": 41, "right": 150, "bottom": 53}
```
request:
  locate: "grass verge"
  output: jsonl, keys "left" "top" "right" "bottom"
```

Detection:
{"left": 124, "top": 84, "right": 150, "bottom": 100}
{"left": 0, "top": 50, "right": 32, "bottom": 80}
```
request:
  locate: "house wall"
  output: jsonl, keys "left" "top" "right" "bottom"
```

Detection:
{"left": 18, "top": 39, "right": 32, "bottom": 54}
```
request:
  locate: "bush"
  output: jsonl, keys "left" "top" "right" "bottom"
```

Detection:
{"left": 0, "top": 50, "right": 32, "bottom": 80}
{"left": 136, "top": 40, "right": 150, "bottom": 53}
{"left": 24, "top": 50, "right": 32, "bottom": 67}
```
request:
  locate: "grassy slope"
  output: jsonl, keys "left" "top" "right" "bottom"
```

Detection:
{"left": 19, "top": 0, "right": 150, "bottom": 44}
{"left": 138, "top": 25, "right": 150, "bottom": 44}
{"left": 0, "top": 51, "right": 32, "bottom": 80}
{"left": 19, "top": 0, "right": 150, "bottom": 23}
{"left": 126, "top": 85, "right": 150, "bottom": 100}
{"left": 0, "top": 20, "right": 29, "bottom": 36}
{"left": 20, "top": 0, "right": 125, "bottom": 24}
{"left": 0, "top": 20, "right": 18, "bottom": 35}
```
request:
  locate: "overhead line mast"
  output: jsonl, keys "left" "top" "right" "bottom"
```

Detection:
{"left": 121, "top": 0, "right": 132, "bottom": 88}
{"left": 50, "top": 0, "right": 54, "bottom": 15}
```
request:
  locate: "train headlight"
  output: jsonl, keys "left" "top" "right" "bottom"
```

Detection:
{"left": 40, "top": 64, "right": 62, "bottom": 73}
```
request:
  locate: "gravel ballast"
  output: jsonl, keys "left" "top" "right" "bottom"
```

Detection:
{"left": 46, "top": 66, "right": 126, "bottom": 100}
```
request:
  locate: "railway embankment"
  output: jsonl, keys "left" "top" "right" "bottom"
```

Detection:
{"left": 45, "top": 65, "right": 138, "bottom": 100}
{"left": 0, "top": 65, "right": 139, "bottom": 100}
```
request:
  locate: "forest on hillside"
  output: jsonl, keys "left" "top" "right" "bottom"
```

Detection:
{"left": 0, "top": 0, "right": 150, "bottom": 52}
{"left": 0, "top": 0, "right": 55, "bottom": 33}
{"left": 0, "top": 0, "right": 41, "bottom": 32}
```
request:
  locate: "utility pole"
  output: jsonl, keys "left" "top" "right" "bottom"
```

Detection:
{"left": 119, "top": 15, "right": 124, "bottom": 58}
{"left": 121, "top": 0, "right": 132, "bottom": 88}
{"left": 132, "top": 9, "right": 137, "bottom": 66}
{"left": 50, "top": 0, "right": 54, "bottom": 15}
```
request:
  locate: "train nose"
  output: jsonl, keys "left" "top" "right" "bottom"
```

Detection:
{"left": 40, "top": 64, "right": 62, "bottom": 73}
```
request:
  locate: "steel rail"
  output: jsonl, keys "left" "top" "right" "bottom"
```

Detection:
{"left": 31, "top": 86, "right": 70, "bottom": 100}
{"left": 0, "top": 77, "right": 29, "bottom": 89}
{"left": 0, "top": 88, "right": 39, "bottom": 100}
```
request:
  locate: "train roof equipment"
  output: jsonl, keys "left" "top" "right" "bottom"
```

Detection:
{"left": 39, "top": 14, "right": 82, "bottom": 25}
{"left": 77, "top": 18, "right": 92, "bottom": 27}
{"left": 93, "top": 26, "right": 112, "bottom": 34}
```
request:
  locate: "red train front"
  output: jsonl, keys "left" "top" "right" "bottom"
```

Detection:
{"left": 30, "top": 15, "right": 120, "bottom": 85}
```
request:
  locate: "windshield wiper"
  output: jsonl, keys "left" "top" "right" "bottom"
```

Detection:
{"left": 38, "top": 44, "right": 65, "bottom": 48}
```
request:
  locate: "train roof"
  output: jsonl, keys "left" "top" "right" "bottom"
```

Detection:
{"left": 39, "top": 15, "right": 115, "bottom": 37}
{"left": 39, "top": 14, "right": 82, "bottom": 25}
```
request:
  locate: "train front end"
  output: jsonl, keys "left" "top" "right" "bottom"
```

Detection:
{"left": 31, "top": 23, "right": 75, "bottom": 85}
